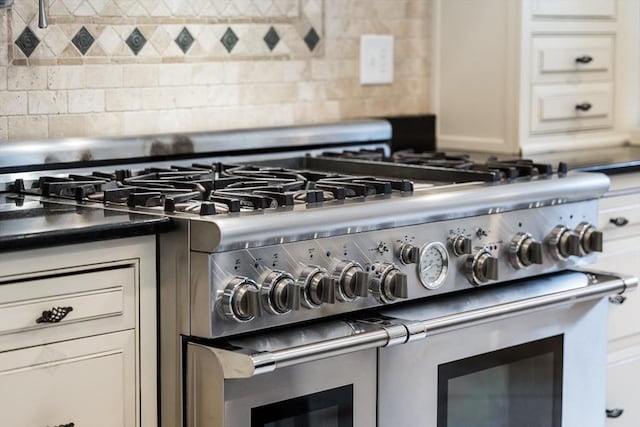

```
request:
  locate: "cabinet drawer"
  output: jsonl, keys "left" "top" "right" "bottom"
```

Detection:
{"left": 607, "top": 355, "right": 640, "bottom": 427}
{"left": 532, "top": 36, "right": 613, "bottom": 83}
{"left": 531, "top": 83, "right": 613, "bottom": 133}
{"left": 531, "top": 0, "right": 615, "bottom": 18}
{"left": 0, "top": 265, "right": 135, "bottom": 351}
{"left": 0, "top": 331, "right": 135, "bottom": 427}
{"left": 599, "top": 194, "right": 640, "bottom": 240}
{"left": 592, "top": 237, "right": 640, "bottom": 342}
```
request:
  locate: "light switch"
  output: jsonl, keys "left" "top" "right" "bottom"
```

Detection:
{"left": 360, "top": 34, "right": 394, "bottom": 85}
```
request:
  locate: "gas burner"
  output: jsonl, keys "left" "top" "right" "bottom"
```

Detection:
{"left": 12, "top": 162, "right": 414, "bottom": 216}
{"left": 321, "top": 148, "right": 386, "bottom": 161}
{"left": 392, "top": 150, "right": 565, "bottom": 181}
{"left": 392, "top": 151, "right": 475, "bottom": 169}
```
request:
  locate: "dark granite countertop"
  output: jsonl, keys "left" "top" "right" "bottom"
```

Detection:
{"left": 0, "top": 194, "right": 172, "bottom": 252}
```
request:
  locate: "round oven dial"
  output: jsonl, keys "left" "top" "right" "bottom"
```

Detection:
{"left": 463, "top": 248, "right": 499, "bottom": 286}
{"left": 298, "top": 266, "right": 336, "bottom": 308}
{"left": 451, "top": 235, "right": 473, "bottom": 257}
{"left": 261, "top": 270, "right": 300, "bottom": 315}
{"left": 370, "top": 262, "right": 408, "bottom": 304}
{"left": 547, "top": 225, "right": 581, "bottom": 260}
{"left": 508, "top": 232, "right": 543, "bottom": 269}
{"left": 574, "top": 222, "right": 603, "bottom": 255}
{"left": 417, "top": 242, "right": 449, "bottom": 289}
{"left": 219, "top": 277, "right": 262, "bottom": 322}
{"left": 333, "top": 261, "right": 369, "bottom": 302}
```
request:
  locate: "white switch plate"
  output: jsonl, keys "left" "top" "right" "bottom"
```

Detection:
{"left": 360, "top": 34, "right": 394, "bottom": 85}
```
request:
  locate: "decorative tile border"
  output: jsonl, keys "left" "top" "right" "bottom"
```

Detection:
{"left": 7, "top": 0, "right": 323, "bottom": 64}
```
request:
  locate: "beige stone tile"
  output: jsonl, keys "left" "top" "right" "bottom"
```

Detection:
{"left": 0, "top": 116, "right": 7, "bottom": 140}
{"left": 85, "top": 64, "right": 124, "bottom": 88}
{"left": 47, "top": 65, "right": 86, "bottom": 89}
{"left": 97, "top": 26, "right": 123, "bottom": 55}
{"left": 158, "top": 63, "right": 192, "bottom": 86}
{"left": 106, "top": 88, "right": 142, "bottom": 111}
{"left": 28, "top": 90, "right": 68, "bottom": 114}
{"left": 140, "top": 87, "right": 180, "bottom": 109}
{"left": 191, "top": 62, "right": 224, "bottom": 85}
{"left": 5, "top": 66, "right": 47, "bottom": 90}
{"left": 42, "top": 26, "right": 71, "bottom": 56}
{"left": 204, "top": 84, "right": 240, "bottom": 106}
{"left": 123, "top": 64, "right": 158, "bottom": 87}
{"left": 68, "top": 89, "right": 105, "bottom": 113}
{"left": 48, "top": 112, "right": 123, "bottom": 138}
{"left": 239, "top": 82, "right": 297, "bottom": 105}
{"left": 176, "top": 86, "right": 209, "bottom": 108}
{"left": 8, "top": 115, "right": 48, "bottom": 140}
{"left": 0, "top": 67, "right": 7, "bottom": 91}
{"left": 0, "top": 91, "right": 28, "bottom": 115}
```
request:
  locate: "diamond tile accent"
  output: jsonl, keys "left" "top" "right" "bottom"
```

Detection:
{"left": 72, "top": 26, "right": 96, "bottom": 55}
{"left": 175, "top": 27, "right": 194, "bottom": 54}
{"left": 15, "top": 27, "right": 40, "bottom": 57}
{"left": 126, "top": 27, "right": 147, "bottom": 55}
{"left": 263, "top": 26, "right": 279, "bottom": 51}
{"left": 303, "top": 27, "right": 319, "bottom": 51}
{"left": 220, "top": 27, "right": 238, "bottom": 53}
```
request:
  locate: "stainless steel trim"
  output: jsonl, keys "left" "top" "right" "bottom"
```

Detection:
{"left": 192, "top": 270, "right": 636, "bottom": 379}
{"left": 0, "top": 119, "right": 391, "bottom": 170}
{"left": 190, "top": 172, "right": 610, "bottom": 252}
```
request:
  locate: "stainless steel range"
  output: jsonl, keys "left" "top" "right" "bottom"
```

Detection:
{"left": 0, "top": 120, "right": 635, "bottom": 427}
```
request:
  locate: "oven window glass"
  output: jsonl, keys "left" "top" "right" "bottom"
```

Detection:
{"left": 251, "top": 384, "right": 353, "bottom": 427}
{"left": 438, "top": 335, "right": 563, "bottom": 427}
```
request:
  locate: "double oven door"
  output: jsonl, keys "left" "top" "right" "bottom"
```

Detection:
{"left": 186, "top": 271, "right": 635, "bottom": 427}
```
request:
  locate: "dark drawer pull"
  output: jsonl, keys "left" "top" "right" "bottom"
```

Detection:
{"left": 36, "top": 306, "right": 73, "bottom": 324}
{"left": 610, "top": 217, "right": 629, "bottom": 227}
{"left": 575, "top": 103, "right": 592, "bottom": 112}
{"left": 609, "top": 294, "right": 627, "bottom": 305}
{"left": 53, "top": 423, "right": 75, "bottom": 427}
{"left": 575, "top": 55, "right": 594, "bottom": 64}
{"left": 606, "top": 408, "right": 624, "bottom": 418}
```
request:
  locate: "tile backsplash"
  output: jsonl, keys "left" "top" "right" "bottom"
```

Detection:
{"left": 0, "top": 0, "right": 431, "bottom": 141}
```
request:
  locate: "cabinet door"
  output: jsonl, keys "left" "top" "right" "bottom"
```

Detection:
{"left": 0, "top": 331, "right": 136, "bottom": 426}
{"left": 592, "top": 237, "right": 640, "bottom": 342}
{"left": 607, "top": 354, "right": 640, "bottom": 426}
{"left": 532, "top": 0, "right": 615, "bottom": 18}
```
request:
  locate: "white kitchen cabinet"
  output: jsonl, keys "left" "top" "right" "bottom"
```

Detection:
{"left": 0, "top": 236, "right": 157, "bottom": 427}
{"left": 0, "top": 331, "right": 136, "bottom": 427}
{"left": 591, "top": 171, "right": 640, "bottom": 426}
{"left": 607, "top": 344, "right": 640, "bottom": 426}
{"left": 433, "top": 0, "right": 639, "bottom": 155}
{"left": 532, "top": 0, "right": 616, "bottom": 18}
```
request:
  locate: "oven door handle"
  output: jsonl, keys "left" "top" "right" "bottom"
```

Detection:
{"left": 189, "top": 270, "right": 636, "bottom": 379}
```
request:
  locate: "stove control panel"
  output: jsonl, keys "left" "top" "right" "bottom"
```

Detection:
{"left": 197, "top": 200, "right": 602, "bottom": 334}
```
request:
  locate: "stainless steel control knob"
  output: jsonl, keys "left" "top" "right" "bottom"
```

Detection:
{"left": 219, "top": 277, "right": 262, "bottom": 322}
{"left": 451, "top": 235, "right": 473, "bottom": 257}
{"left": 298, "top": 266, "right": 336, "bottom": 308}
{"left": 574, "top": 222, "right": 604, "bottom": 254}
{"left": 508, "top": 232, "right": 543, "bottom": 269}
{"left": 464, "top": 248, "right": 499, "bottom": 286}
{"left": 547, "top": 225, "right": 581, "bottom": 260}
{"left": 261, "top": 270, "right": 300, "bottom": 315}
{"left": 333, "top": 261, "right": 369, "bottom": 302}
{"left": 399, "top": 243, "right": 420, "bottom": 265}
{"left": 370, "top": 262, "right": 409, "bottom": 304}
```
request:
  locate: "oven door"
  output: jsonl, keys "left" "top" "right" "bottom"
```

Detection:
{"left": 186, "top": 321, "right": 377, "bottom": 427}
{"left": 377, "top": 271, "right": 630, "bottom": 427}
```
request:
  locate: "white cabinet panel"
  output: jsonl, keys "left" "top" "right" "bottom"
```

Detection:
{"left": 592, "top": 238, "right": 640, "bottom": 342}
{"left": 607, "top": 354, "right": 640, "bottom": 426}
{"left": 532, "top": 36, "right": 613, "bottom": 82}
{"left": 531, "top": 83, "right": 613, "bottom": 133}
{"left": 0, "top": 331, "right": 136, "bottom": 427}
{"left": 532, "top": 0, "right": 615, "bottom": 18}
{"left": 0, "top": 265, "right": 135, "bottom": 352}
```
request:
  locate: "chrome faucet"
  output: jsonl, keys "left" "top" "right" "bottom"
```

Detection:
{"left": 38, "top": 0, "right": 47, "bottom": 28}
